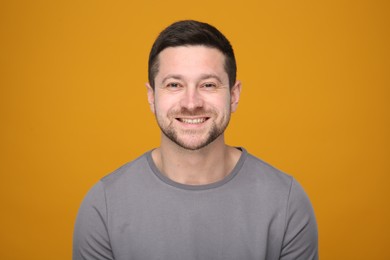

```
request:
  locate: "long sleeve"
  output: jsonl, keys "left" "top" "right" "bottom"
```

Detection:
{"left": 73, "top": 181, "right": 114, "bottom": 260}
{"left": 280, "top": 179, "right": 318, "bottom": 260}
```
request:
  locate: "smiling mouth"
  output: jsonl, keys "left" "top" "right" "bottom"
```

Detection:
{"left": 176, "top": 117, "right": 209, "bottom": 124}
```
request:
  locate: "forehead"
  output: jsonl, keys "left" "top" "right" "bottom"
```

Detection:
{"left": 156, "top": 46, "right": 227, "bottom": 81}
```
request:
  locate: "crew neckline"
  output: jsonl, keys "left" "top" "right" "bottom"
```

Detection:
{"left": 146, "top": 147, "right": 247, "bottom": 191}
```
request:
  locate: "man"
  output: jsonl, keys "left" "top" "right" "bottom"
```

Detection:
{"left": 73, "top": 20, "right": 318, "bottom": 260}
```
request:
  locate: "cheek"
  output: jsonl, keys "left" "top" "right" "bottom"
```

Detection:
{"left": 154, "top": 95, "right": 177, "bottom": 114}
{"left": 211, "top": 96, "right": 231, "bottom": 112}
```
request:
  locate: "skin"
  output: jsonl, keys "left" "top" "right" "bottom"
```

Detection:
{"left": 146, "top": 46, "right": 242, "bottom": 185}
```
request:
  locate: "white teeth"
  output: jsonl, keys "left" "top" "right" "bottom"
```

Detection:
{"left": 180, "top": 118, "right": 206, "bottom": 124}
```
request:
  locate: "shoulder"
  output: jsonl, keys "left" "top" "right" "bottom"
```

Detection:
{"left": 77, "top": 151, "right": 155, "bottom": 214}
{"left": 79, "top": 151, "right": 155, "bottom": 202}
{"left": 238, "top": 149, "right": 313, "bottom": 214}
{"left": 240, "top": 150, "right": 294, "bottom": 192}
{"left": 241, "top": 149, "right": 318, "bottom": 258}
{"left": 100, "top": 151, "right": 151, "bottom": 186}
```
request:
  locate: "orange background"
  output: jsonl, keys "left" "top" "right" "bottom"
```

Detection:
{"left": 1, "top": 0, "right": 389, "bottom": 259}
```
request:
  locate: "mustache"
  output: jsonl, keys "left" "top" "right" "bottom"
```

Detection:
{"left": 168, "top": 107, "right": 215, "bottom": 117}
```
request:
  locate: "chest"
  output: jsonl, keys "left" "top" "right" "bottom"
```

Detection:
{"left": 106, "top": 189, "right": 286, "bottom": 260}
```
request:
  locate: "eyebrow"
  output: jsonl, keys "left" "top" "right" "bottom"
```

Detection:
{"left": 161, "top": 75, "right": 183, "bottom": 85}
{"left": 161, "top": 74, "right": 224, "bottom": 85}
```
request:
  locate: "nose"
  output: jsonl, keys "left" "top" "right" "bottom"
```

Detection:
{"left": 180, "top": 87, "right": 204, "bottom": 110}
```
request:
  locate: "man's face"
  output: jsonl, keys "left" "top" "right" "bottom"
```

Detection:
{"left": 147, "top": 46, "right": 240, "bottom": 150}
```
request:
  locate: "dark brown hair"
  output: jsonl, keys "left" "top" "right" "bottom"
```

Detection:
{"left": 148, "top": 20, "right": 237, "bottom": 89}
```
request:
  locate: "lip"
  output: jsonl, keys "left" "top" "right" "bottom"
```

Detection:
{"left": 175, "top": 117, "right": 210, "bottom": 125}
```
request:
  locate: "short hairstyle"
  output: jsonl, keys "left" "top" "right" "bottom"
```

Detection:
{"left": 148, "top": 20, "right": 237, "bottom": 89}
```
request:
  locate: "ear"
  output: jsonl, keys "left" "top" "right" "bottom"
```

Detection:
{"left": 146, "top": 83, "right": 155, "bottom": 114}
{"left": 230, "top": 80, "right": 242, "bottom": 113}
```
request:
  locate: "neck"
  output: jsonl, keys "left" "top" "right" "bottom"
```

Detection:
{"left": 151, "top": 135, "right": 241, "bottom": 185}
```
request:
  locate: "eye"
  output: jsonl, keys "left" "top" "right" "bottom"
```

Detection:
{"left": 167, "top": 82, "right": 180, "bottom": 88}
{"left": 202, "top": 82, "right": 217, "bottom": 89}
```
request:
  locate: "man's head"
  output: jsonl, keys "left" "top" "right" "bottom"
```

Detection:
{"left": 147, "top": 20, "right": 241, "bottom": 151}
{"left": 148, "top": 20, "right": 237, "bottom": 90}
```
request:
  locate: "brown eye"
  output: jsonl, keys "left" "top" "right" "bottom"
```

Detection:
{"left": 203, "top": 83, "right": 216, "bottom": 88}
{"left": 167, "top": 83, "right": 179, "bottom": 88}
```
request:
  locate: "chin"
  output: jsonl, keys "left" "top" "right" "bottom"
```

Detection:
{"left": 172, "top": 140, "right": 209, "bottom": 151}
{"left": 160, "top": 121, "right": 227, "bottom": 151}
{"left": 171, "top": 133, "right": 223, "bottom": 151}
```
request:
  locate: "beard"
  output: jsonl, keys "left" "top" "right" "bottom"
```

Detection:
{"left": 155, "top": 106, "right": 231, "bottom": 151}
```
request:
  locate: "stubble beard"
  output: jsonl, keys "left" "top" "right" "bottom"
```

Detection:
{"left": 155, "top": 107, "right": 231, "bottom": 151}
